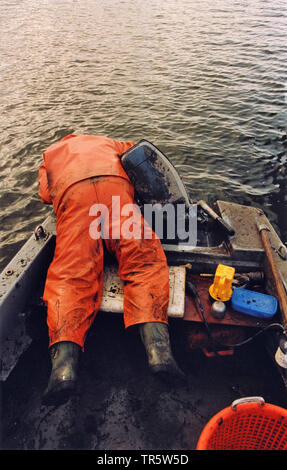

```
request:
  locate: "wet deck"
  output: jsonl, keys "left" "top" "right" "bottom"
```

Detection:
{"left": 1, "top": 311, "right": 287, "bottom": 450}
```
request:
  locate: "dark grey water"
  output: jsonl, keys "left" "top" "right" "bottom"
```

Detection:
{"left": 1, "top": 0, "right": 287, "bottom": 270}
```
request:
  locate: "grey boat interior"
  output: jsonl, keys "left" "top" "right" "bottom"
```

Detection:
{"left": 1, "top": 199, "right": 287, "bottom": 450}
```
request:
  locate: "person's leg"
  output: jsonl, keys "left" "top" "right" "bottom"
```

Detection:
{"left": 42, "top": 180, "right": 104, "bottom": 404}
{"left": 138, "top": 322, "right": 185, "bottom": 384}
{"left": 114, "top": 221, "right": 185, "bottom": 383}
{"left": 96, "top": 177, "right": 185, "bottom": 383}
{"left": 42, "top": 341, "right": 81, "bottom": 406}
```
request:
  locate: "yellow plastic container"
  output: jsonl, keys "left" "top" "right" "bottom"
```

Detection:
{"left": 209, "top": 264, "right": 235, "bottom": 302}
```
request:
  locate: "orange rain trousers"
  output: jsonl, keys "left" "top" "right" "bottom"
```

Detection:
{"left": 43, "top": 176, "right": 169, "bottom": 349}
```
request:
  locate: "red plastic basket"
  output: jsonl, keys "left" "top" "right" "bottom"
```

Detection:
{"left": 196, "top": 397, "right": 287, "bottom": 450}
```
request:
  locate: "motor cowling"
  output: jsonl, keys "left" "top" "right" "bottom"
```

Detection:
{"left": 120, "top": 140, "right": 190, "bottom": 208}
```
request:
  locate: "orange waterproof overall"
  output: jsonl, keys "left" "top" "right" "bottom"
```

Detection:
{"left": 39, "top": 135, "right": 169, "bottom": 349}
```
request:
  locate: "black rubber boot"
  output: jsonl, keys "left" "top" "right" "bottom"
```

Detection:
{"left": 42, "top": 341, "right": 81, "bottom": 406}
{"left": 139, "top": 322, "right": 186, "bottom": 386}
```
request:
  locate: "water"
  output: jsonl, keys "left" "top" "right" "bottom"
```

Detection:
{"left": 1, "top": 0, "right": 287, "bottom": 270}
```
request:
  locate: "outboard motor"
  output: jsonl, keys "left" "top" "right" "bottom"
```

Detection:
{"left": 120, "top": 140, "right": 190, "bottom": 208}
{"left": 120, "top": 140, "right": 196, "bottom": 246}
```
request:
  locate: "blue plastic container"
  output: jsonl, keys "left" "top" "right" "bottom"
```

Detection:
{"left": 231, "top": 288, "right": 278, "bottom": 319}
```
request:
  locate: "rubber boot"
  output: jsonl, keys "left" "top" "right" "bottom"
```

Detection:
{"left": 139, "top": 322, "right": 186, "bottom": 385}
{"left": 42, "top": 341, "right": 80, "bottom": 406}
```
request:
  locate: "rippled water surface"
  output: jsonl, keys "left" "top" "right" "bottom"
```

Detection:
{"left": 1, "top": 0, "right": 287, "bottom": 270}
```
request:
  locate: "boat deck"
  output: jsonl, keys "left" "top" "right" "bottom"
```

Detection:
{"left": 1, "top": 310, "right": 287, "bottom": 450}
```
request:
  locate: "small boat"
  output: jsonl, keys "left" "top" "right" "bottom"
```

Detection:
{"left": 1, "top": 149, "right": 287, "bottom": 448}
{"left": 1, "top": 199, "right": 287, "bottom": 378}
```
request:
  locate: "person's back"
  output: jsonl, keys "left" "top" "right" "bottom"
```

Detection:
{"left": 38, "top": 134, "right": 135, "bottom": 212}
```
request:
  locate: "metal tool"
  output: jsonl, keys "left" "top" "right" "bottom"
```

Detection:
{"left": 198, "top": 200, "right": 235, "bottom": 237}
